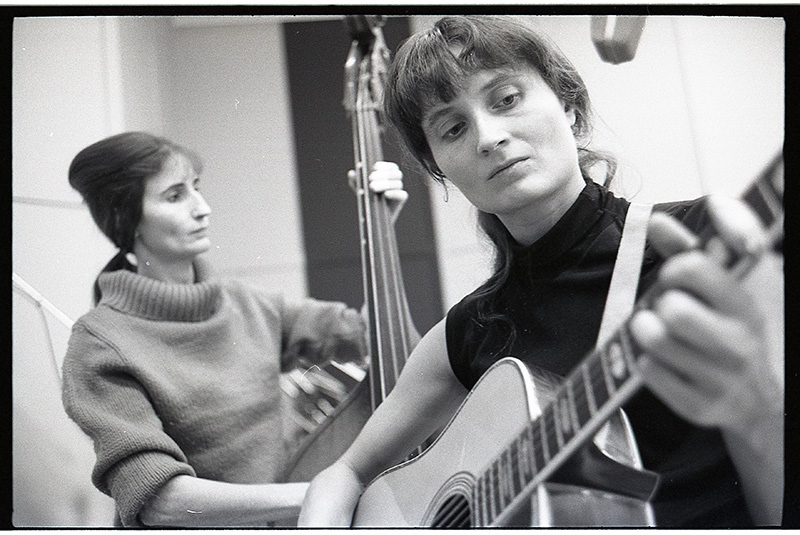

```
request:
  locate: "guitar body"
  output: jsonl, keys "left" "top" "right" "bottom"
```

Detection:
{"left": 352, "top": 358, "right": 655, "bottom": 527}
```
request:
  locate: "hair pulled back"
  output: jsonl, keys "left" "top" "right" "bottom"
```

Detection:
{"left": 68, "top": 131, "right": 202, "bottom": 304}
{"left": 384, "top": 16, "right": 617, "bottom": 355}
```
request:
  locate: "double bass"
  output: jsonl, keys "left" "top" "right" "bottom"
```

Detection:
{"left": 283, "top": 15, "right": 421, "bottom": 482}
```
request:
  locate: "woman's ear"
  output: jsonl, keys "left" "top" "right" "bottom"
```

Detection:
{"left": 564, "top": 104, "right": 577, "bottom": 127}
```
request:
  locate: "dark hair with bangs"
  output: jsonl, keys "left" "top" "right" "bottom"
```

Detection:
{"left": 384, "top": 16, "right": 618, "bottom": 357}
{"left": 69, "top": 131, "right": 203, "bottom": 304}
{"left": 384, "top": 15, "right": 605, "bottom": 183}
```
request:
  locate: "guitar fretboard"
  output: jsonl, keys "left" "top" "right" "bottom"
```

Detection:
{"left": 471, "top": 153, "right": 784, "bottom": 527}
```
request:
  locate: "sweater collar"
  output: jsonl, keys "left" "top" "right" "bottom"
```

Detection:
{"left": 512, "top": 180, "right": 606, "bottom": 267}
{"left": 98, "top": 257, "right": 221, "bottom": 322}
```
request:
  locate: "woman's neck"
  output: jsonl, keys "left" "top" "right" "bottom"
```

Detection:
{"left": 498, "top": 176, "right": 586, "bottom": 247}
{"left": 133, "top": 251, "right": 196, "bottom": 284}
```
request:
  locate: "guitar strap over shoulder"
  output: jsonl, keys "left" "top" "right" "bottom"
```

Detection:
{"left": 596, "top": 202, "right": 654, "bottom": 346}
{"left": 593, "top": 202, "right": 654, "bottom": 475}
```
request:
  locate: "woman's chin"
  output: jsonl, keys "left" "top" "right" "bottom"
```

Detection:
{"left": 193, "top": 237, "right": 212, "bottom": 254}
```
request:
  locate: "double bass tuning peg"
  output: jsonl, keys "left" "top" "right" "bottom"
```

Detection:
{"left": 344, "top": 15, "right": 385, "bottom": 48}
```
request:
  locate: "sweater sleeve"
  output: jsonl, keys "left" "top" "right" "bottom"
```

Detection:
{"left": 61, "top": 323, "right": 196, "bottom": 527}
{"left": 275, "top": 295, "right": 367, "bottom": 370}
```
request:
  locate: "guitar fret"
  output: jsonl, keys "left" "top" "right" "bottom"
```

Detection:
{"left": 480, "top": 471, "right": 490, "bottom": 525}
{"left": 489, "top": 460, "right": 500, "bottom": 521}
{"left": 589, "top": 351, "right": 613, "bottom": 407}
{"left": 474, "top": 474, "right": 483, "bottom": 526}
{"left": 572, "top": 368, "right": 594, "bottom": 429}
{"left": 508, "top": 438, "right": 523, "bottom": 497}
{"left": 510, "top": 446, "right": 522, "bottom": 497}
{"left": 500, "top": 449, "right": 516, "bottom": 505}
{"left": 617, "top": 322, "right": 641, "bottom": 372}
{"left": 564, "top": 376, "right": 579, "bottom": 430}
{"left": 542, "top": 406, "right": 561, "bottom": 459}
{"left": 532, "top": 418, "right": 548, "bottom": 467}
{"left": 555, "top": 391, "right": 575, "bottom": 444}
{"left": 747, "top": 178, "right": 782, "bottom": 228}
{"left": 496, "top": 454, "right": 507, "bottom": 509}
{"left": 761, "top": 175, "right": 783, "bottom": 224}
{"left": 516, "top": 429, "right": 534, "bottom": 489}
{"left": 601, "top": 335, "right": 631, "bottom": 390}
{"left": 743, "top": 182, "right": 772, "bottom": 226}
{"left": 581, "top": 361, "right": 598, "bottom": 416}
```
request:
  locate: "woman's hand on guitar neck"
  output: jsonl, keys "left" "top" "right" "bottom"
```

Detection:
{"left": 630, "top": 196, "right": 782, "bottom": 435}
{"left": 629, "top": 196, "right": 783, "bottom": 524}
{"left": 349, "top": 161, "right": 408, "bottom": 222}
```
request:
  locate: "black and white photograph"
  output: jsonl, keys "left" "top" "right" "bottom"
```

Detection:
{"left": 10, "top": 8, "right": 788, "bottom": 528}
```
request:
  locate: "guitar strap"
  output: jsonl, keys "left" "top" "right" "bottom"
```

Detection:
{"left": 593, "top": 202, "right": 653, "bottom": 473}
{"left": 597, "top": 202, "right": 654, "bottom": 345}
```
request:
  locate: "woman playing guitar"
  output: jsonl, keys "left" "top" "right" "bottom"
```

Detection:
{"left": 299, "top": 16, "right": 783, "bottom": 528}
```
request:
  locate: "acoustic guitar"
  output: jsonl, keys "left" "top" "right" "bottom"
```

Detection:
{"left": 352, "top": 153, "right": 784, "bottom": 527}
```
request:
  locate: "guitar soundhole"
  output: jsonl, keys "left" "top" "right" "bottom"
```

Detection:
{"left": 431, "top": 493, "right": 471, "bottom": 528}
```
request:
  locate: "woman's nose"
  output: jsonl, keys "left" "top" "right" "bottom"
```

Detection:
{"left": 476, "top": 115, "right": 509, "bottom": 155}
{"left": 192, "top": 191, "right": 212, "bottom": 219}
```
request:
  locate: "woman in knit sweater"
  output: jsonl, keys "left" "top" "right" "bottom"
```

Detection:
{"left": 61, "top": 131, "right": 407, "bottom": 527}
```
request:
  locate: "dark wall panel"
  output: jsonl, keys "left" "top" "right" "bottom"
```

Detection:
{"left": 283, "top": 17, "right": 443, "bottom": 333}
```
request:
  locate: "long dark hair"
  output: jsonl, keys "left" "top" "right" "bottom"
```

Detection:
{"left": 384, "top": 16, "right": 617, "bottom": 353}
{"left": 68, "top": 131, "right": 202, "bottom": 304}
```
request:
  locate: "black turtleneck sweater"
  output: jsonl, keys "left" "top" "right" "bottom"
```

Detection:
{"left": 446, "top": 180, "right": 752, "bottom": 527}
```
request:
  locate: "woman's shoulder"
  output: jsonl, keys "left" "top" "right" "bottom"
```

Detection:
{"left": 217, "top": 279, "right": 297, "bottom": 323}
{"left": 219, "top": 278, "right": 284, "bottom": 306}
{"left": 63, "top": 308, "right": 131, "bottom": 373}
{"left": 653, "top": 196, "right": 710, "bottom": 233}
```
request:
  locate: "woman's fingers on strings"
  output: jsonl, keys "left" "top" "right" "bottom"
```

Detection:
{"left": 637, "top": 352, "right": 728, "bottom": 427}
{"left": 651, "top": 288, "right": 759, "bottom": 368}
{"left": 656, "top": 250, "right": 762, "bottom": 319}
{"left": 648, "top": 197, "right": 767, "bottom": 264}
{"left": 646, "top": 212, "right": 700, "bottom": 258}
{"left": 369, "top": 161, "right": 407, "bottom": 214}
{"left": 706, "top": 195, "right": 767, "bottom": 259}
{"left": 369, "top": 161, "right": 403, "bottom": 193}
{"left": 632, "top": 310, "right": 741, "bottom": 428}
{"left": 632, "top": 304, "right": 740, "bottom": 381}
{"left": 349, "top": 161, "right": 403, "bottom": 194}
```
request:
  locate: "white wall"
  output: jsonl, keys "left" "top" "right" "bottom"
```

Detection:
{"left": 160, "top": 17, "right": 308, "bottom": 299}
{"left": 13, "top": 17, "right": 124, "bottom": 526}
{"left": 12, "top": 13, "right": 784, "bottom": 527}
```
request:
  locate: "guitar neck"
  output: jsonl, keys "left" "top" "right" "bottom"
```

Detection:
{"left": 474, "top": 153, "right": 784, "bottom": 526}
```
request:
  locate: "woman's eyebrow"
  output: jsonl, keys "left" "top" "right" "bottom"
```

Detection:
{"left": 422, "top": 106, "right": 455, "bottom": 132}
{"left": 480, "top": 71, "right": 518, "bottom": 92}
{"left": 158, "top": 172, "right": 200, "bottom": 196}
{"left": 158, "top": 182, "right": 185, "bottom": 196}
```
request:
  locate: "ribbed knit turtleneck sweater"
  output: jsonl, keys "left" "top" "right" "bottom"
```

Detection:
{"left": 62, "top": 260, "right": 365, "bottom": 527}
{"left": 98, "top": 259, "right": 220, "bottom": 322}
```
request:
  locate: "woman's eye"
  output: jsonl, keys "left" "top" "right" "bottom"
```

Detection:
{"left": 496, "top": 93, "right": 519, "bottom": 108}
{"left": 167, "top": 190, "right": 184, "bottom": 202}
{"left": 443, "top": 122, "right": 465, "bottom": 140}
